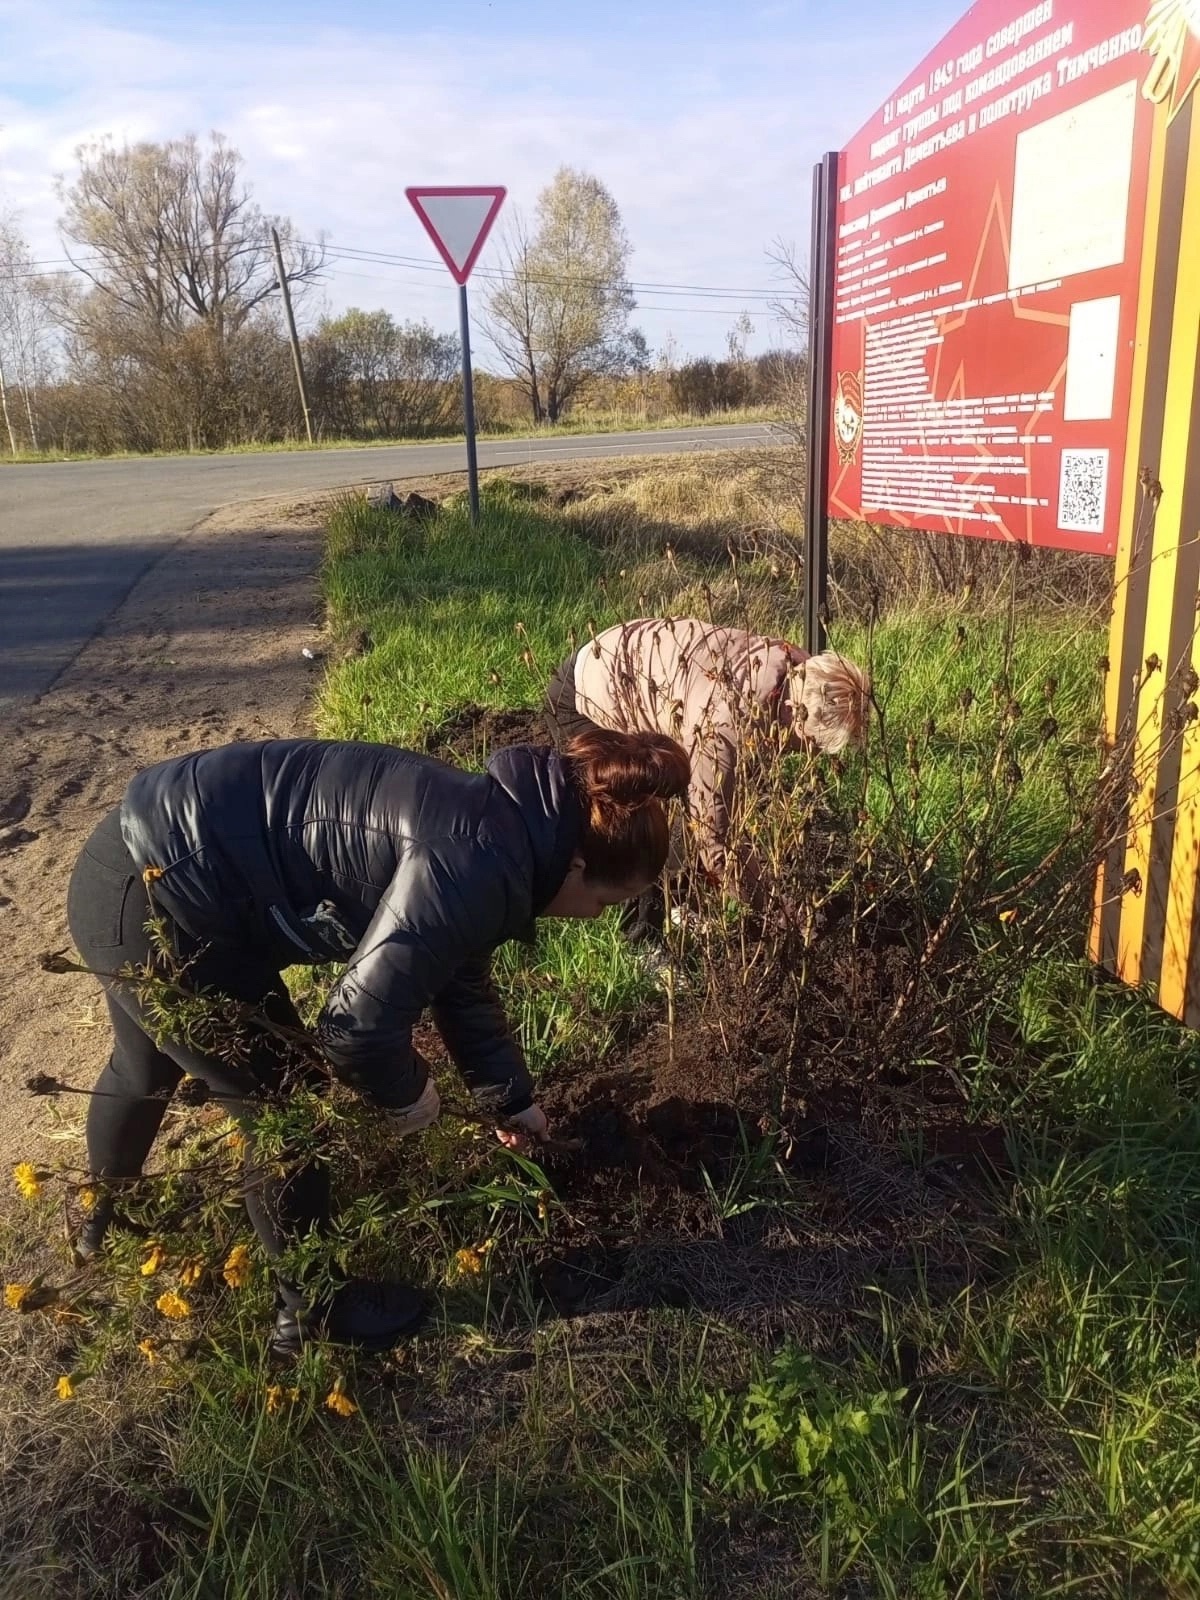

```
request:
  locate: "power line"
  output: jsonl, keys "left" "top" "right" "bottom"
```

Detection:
{"left": 10, "top": 240, "right": 799, "bottom": 308}
{"left": 304, "top": 239, "right": 787, "bottom": 301}
{"left": 5, "top": 256, "right": 104, "bottom": 281}
{"left": 7, "top": 249, "right": 793, "bottom": 321}
{"left": 318, "top": 261, "right": 779, "bottom": 316}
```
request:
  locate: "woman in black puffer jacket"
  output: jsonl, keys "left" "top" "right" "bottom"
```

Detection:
{"left": 66, "top": 726, "right": 689, "bottom": 1354}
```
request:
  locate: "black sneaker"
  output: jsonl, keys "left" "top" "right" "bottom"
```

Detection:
{"left": 270, "top": 1278, "right": 428, "bottom": 1356}
{"left": 74, "top": 1197, "right": 151, "bottom": 1260}
{"left": 76, "top": 1212, "right": 109, "bottom": 1260}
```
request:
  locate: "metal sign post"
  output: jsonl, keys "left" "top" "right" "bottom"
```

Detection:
{"left": 458, "top": 283, "right": 481, "bottom": 525}
{"left": 406, "top": 186, "right": 507, "bottom": 526}
{"left": 804, "top": 151, "right": 839, "bottom": 656}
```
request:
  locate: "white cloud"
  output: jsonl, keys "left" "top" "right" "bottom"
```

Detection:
{"left": 0, "top": 0, "right": 964, "bottom": 357}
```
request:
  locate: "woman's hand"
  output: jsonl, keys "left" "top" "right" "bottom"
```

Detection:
{"left": 495, "top": 1103, "right": 550, "bottom": 1151}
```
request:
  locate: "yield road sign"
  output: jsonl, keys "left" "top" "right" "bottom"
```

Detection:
{"left": 405, "top": 186, "right": 506, "bottom": 286}
{"left": 405, "top": 185, "right": 507, "bottom": 523}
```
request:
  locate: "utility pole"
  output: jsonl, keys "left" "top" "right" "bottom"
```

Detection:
{"left": 271, "top": 227, "right": 314, "bottom": 446}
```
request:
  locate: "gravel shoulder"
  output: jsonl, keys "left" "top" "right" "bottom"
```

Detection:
{"left": 0, "top": 493, "right": 331, "bottom": 1176}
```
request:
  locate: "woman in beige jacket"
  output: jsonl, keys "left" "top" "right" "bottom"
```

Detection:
{"left": 544, "top": 618, "right": 869, "bottom": 933}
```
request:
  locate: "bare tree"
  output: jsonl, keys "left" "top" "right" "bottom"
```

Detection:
{"left": 57, "top": 133, "right": 323, "bottom": 343}
{"left": 485, "top": 167, "right": 645, "bottom": 424}
{"left": 0, "top": 214, "right": 55, "bottom": 453}
{"left": 766, "top": 237, "right": 811, "bottom": 444}
{"left": 0, "top": 351, "right": 14, "bottom": 455}
{"left": 305, "top": 309, "right": 460, "bottom": 439}
{"left": 767, "top": 236, "right": 809, "bottom": 346}
{"left": 726, "top": 311, "right": 754, "bottom": 368}
{"left": 51, "top": 134, "right": 323, "bottom": 451}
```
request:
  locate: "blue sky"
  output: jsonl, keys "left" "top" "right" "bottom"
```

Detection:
{"left": 0, "top": 0, "right": 965, "bottom": 361}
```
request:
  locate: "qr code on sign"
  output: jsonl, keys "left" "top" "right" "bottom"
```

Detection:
{"left": 1057, "top": 448, "right": 1109, "bottom": 534}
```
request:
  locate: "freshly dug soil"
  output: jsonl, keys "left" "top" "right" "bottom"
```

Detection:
{"left": 412, "top": 704, "right": 1008, "bottom": 1329}
{"left": 422, "top": 703, "right": 549, "bottom": 764}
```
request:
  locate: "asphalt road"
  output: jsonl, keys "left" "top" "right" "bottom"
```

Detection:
{"left": 0, "top": 423, "right": 772, "bottom": 716}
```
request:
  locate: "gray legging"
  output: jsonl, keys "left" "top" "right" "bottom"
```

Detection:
{"left": 66, "top": 807, "right": 330, "bottom": 1291}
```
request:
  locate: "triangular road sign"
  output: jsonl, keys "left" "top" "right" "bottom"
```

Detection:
{"left": 405, "top": 186, "right": 507, "bottom": 286}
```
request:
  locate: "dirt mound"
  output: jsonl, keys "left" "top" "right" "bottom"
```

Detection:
{"left": 540, "top": 999, "right": 1002, "bottom": 1194}
{"left": 423, "top": 703, "right": 548, "bottom": 764}
{"left": 531, "top": 938, "right": 1007, "bottom": 1326}
{"left": 406, "top": 703, "right": 1005, "bottom": 1332}
{"left": 556, "top": 1089, "right": 744, "bottom": 1187}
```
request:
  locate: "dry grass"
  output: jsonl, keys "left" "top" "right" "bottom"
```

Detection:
{"left": 561, "top": 453, "right": 1116, "bottom": 623}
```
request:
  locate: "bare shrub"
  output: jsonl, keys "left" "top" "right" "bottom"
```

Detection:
{"left": 304, "top": 310, "right": 459, "bottom": 440}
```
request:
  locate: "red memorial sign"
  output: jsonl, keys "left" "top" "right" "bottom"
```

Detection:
{"left": 828, "top": 0, "right": 1163, "bottom": 554}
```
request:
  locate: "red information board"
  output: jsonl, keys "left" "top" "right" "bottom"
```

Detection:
{"left": 828, "top": 0, "right": 1160, "bottom": 553}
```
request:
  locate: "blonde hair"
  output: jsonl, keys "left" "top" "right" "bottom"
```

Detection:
{"left": 786, "top": 651, "right": 870, "bottom": 754}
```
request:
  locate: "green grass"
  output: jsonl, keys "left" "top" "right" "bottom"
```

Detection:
{"left": 126, "top": 1335, "right": 712, "bottom": 1600}
{"left": 317, "top": 483, "right": 620, "bottom": 745}
{"left": 6, "top": 463, "right": 1200, "bottom": 1598}
{"left": 493, "top": 915, "right": 659, "bottom": 1077}
{"left": 311, "top": 481, "right": 1200, "bottom": 1595}
{"left": 835, "top": 607, "right": 1101, "bottom": 893}
{"left": 0, "top": 406, "right": 778, "bottom": 465}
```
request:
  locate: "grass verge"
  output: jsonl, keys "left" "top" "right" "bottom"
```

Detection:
{"left": 4, "top": 459, "right": 1199, "bottom": 1598}
{"left": 0, "top": 406, "right": 778, "bottom": 465}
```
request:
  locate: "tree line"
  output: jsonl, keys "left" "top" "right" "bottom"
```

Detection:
{"left": 0, "top": 134, "right": 801, "bottom": 456}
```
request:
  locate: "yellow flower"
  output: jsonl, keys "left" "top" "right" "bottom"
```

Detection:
{"left": 265, "top": 1383, "right": 300, "bottom": 1416}
{"left": 137, "top": 1338, "right": 159, "bottom": 1364}
{"left": 79, "top": 1188, "right": 98, "bottom": 1213}
{"left": 222, "top": 1244, "right": 252, "bottom": 1290}
{"left": 56, "top": 1375, "right": 75, "bottom": 1401}
{"left": 999, "top": 908, "right": 1019, "bottom": 926}
{"left": 140, "top": 1244, "right": 167, "bottom": 1277}
{"left": 450, "top": 1239, "right": 496, "bottom": 1280}
{"left": 324, "top": 1379, "right": 357, "bottom": 1418}
{"left": 178, "top": 1258, "right": 203, "bottom": 1289}
{"left": 452, "top": 1246, "right": 484, "bottom": 1278}
{"left": 5, "top": 1283, "right": 30, "bottom": 1311}
{"left": 156, "top": 1290, "right": 191, "bottom": 1320}
{"left": 13, "top": 1162, "right": 41, "bottom": 1201}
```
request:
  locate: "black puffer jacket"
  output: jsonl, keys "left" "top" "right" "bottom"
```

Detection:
{"left": 119, "top": 739, "right": 581, "bottom": 1112}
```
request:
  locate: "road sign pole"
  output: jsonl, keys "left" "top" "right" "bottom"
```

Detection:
{"left": 405, "top": 186, "right": 506, "bottom": 526}
{"left": 459, "top": 283, "right": 481, "bottom": 525}
{"left": 804, "top": 151, "right": 838, "bottom": 657}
